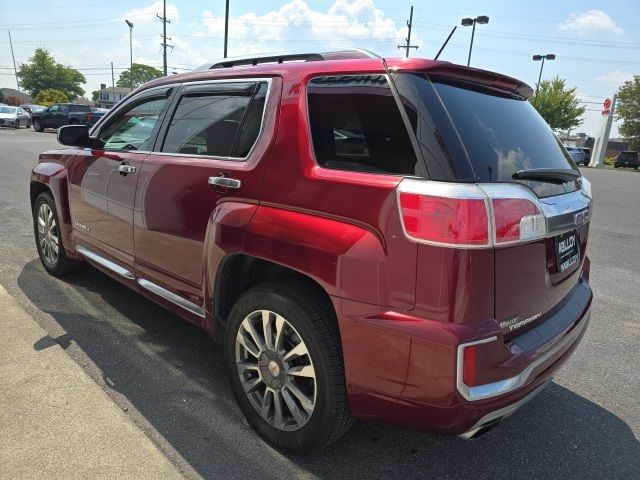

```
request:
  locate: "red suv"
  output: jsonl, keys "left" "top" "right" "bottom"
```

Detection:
{"left": 30, "top": 50, "right": 593, "bottom": 453}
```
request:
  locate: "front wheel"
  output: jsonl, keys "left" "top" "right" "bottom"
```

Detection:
{"left": 33, "top": 191, "right": 84, "bottom": 276}
{"left": 225, "top": 280, "right": 352, "bottom": 453}
{"left": 33, "top": 120, "right": 44, "bottom": 132}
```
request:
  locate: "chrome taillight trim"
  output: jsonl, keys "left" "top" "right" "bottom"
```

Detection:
{"left": 397, "top": 179, "right": 593, "bottom": 249}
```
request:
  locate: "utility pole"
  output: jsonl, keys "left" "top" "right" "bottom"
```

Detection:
{"left": 7, "top": 30, "right": 23, "bottom": 103}
{"left": 111, "top": 62, "right": 116, "bottom": 107}
{"left": 157, "top": 0, "right": 172, "bottom": 75}
{"left": 397, "top": 6, "right": 418, "bottom": 58}
{"left": 224, "top": 0, "right": 230, "bottom": 58}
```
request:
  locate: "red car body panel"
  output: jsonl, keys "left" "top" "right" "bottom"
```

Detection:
{"left": 30, "top": 55, "right": 593, "bottom": 437}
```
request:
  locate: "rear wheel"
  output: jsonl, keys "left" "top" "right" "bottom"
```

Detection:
{"left": 33, "top": 191, "right": 83, "bottom": 276}
{"left": 33, "top": 120, "right": 44, "bottom": 132}
{"left": 225, "top": 280, "right": 352, "bottom": 453}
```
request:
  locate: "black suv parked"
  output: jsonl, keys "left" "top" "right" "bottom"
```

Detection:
{"left": 31, "top": 103, "right": 92, "bottom": 132}
{"left": 614, "top": 151, "right": 639, "bottom": 169}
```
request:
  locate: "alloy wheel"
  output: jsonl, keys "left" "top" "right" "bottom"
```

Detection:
{"left": 235, "top": 309, "right": 317, "bottom": 431}
{"left": 37, "top": 203, "right": 59, "bottom": 265}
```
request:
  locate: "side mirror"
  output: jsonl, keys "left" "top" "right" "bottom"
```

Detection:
{"left": 58, "top": 125, "right": 89, "bottom": 147}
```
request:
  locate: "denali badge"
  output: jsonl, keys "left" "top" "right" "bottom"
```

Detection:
{"left": 574, "top": 209, "right": 589, "bottom": 227}
{"left": 499, "top": 312, "right": 542, "bottom": 332}
{"left": 74, "top": 221, "right": 89, "bottom": 231}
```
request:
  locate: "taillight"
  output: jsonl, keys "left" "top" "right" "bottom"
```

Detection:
{"left": 492, "top": 198, "right": 545, "bottom": 244}
{"left": 399, "top": 193, "right": 488, "bottom": 246}
{"left": 397, "top": 179, "right": 547, "bottom": 247}
{"left": 462, "top": 344, "right": 477, "bottom": 386}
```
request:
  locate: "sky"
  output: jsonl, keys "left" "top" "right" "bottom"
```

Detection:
{"left": 1, "top": 0, "right": 639, "bottom": 137}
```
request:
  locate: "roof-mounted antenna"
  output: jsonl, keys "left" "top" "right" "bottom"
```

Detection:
{"left": 434, "top": 26, "right": 457, "bottom": 60}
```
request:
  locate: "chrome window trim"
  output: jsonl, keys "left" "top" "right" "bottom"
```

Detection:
{"left": 456, "top": 308, "right": 590, "bottom": 402}
{"left": 76, "top": 245, "right": 134, "bottom": 280}
{"left": 155, "top": 77, "right": 272, "bottom": 162}
{"left": 137, "top": 278, "right": 206, "bottom": 318}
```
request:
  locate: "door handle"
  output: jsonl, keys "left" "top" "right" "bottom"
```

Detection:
{"left": 208, "top": 176, "right": 241, "bottom": 189}
{"left": 118, "top": 164, "right": 136, "bottom": 175}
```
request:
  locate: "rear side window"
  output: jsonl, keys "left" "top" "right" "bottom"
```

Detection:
{"left": 307, "top": 75, "right": 421, "bottom": 175}
{"left": 161, "top": 82, "right": 267, "bottom": 158}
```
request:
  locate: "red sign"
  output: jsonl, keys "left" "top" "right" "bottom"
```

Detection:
{"left": 602, "top": 98, "right": 612, "bottom": 116}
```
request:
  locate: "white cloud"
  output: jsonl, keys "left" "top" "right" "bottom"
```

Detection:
{"left": 596, "top": 69, "right": 634, "bottom": 85}
{"left": 558, "top": 10, "right": 623, "bottom": 35}
{"left": 122, "top": 1, "right": 179, "bottom": 24}
{"left": 199, "top": 0, "right": 416, "bottom": 57}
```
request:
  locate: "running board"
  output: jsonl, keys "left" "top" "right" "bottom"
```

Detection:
{"left": 75, "top": 245, "right": 205, "bottom": 318}
{"left": 76, "top": 245, "right": 135, "bottom": 279}
{"left": 137, "top": 279, "right": 206, "bottom": 318}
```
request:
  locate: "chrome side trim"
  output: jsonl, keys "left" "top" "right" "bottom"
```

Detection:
{"left": 458, "top": 379, "right": 551, "bottom": 440}
{"left": 137, "top": 278, "right": 206, "bottom": 318}
{"left": 456, "top": 308, "right": 590, "bottom": 402}
{"left": 76, "top": 245, "right": 134, "bottom": 280}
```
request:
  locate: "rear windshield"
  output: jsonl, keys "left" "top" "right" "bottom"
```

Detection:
{"left": 393, "top": 73, "right": 580, "bottom": 197}
{"left": 619, "top": 152, "right": 638, "bottom": 159}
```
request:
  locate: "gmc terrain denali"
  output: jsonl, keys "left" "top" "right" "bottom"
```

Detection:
{"left": 30, "top": 50, "right": 593, "bottom": 453}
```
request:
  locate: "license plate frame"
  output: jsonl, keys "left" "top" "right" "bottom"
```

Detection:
{"left": 555, "top": 230, "right": 580, "bottom": 273}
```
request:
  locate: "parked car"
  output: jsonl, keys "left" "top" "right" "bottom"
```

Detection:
{"left": 579, "top": 147, "right": 591, "bottom": 165}
{"left": 30, "top": 103, "right": 92, "bottom": 132}
{"left": 565, "top": 146, "right": 585, "bottom": 165}
{"left": 30, "top": 51, "right": 593, "bottom": 453}
{"left": 0, "top": 105, "right": 31, "bottom": 128}
{"left": 614, "top": 151, "right": 639, "bottom": 169}
{"left": 19, "top": 104, "right": 46, "bottom": 115}
{"left": 77, "top": 107, "right": 110, "bottom": 128}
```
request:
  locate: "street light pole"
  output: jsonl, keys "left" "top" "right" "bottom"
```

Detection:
{"left": 461, "top": 15, "right": 489, "bottom": 67}
{"left": 125, "top": 20, "right": 134, "bottom": 92}
{"left": 532, "top": 54, "right": 556, "bottom": 105}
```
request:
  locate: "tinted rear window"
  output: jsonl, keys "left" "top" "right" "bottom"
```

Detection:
{"left": 307, "top": 75, "right": 422, "bottom": 175}
{"left": 394, "top": 74, "right": 580, "bottom": 197}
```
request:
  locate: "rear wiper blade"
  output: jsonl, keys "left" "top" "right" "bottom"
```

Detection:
{"left": 512, "top": 168, "right": 580, "bottom": 184}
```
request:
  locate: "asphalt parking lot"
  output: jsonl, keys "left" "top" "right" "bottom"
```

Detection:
{"left": 0, "top": 127, "right": 638, "bottom": 479}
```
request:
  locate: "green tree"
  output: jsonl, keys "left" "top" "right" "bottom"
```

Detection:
{"left": 530, "top": 76, "right": 585, "bottom": 132}
{"left": 34, "top": 89, "right": 69, "bottom": 107}
{"left": 616, "top": 75, "right": 640, "bottom": 151}
{"left": 116, "top": 63, "right": 163, "bottom": 89}
{"left": 17, "top": 48, "right": 86, "bottom": 99}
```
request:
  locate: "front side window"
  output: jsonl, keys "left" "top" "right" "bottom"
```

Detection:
{"left": 99, "top": 97, "right": 167, "bottom": 151}
{"left": 307, "top": 75, "right": 421, "bottom": 175}
{"left": 161, "top": 82, "right": 267, "bottom": 158}
{"left": 49, "top": 105, "right": 59, "bottom": 113}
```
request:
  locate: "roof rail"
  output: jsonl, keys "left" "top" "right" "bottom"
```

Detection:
{"left": 195, "top": 48, "right": 381, "bottom": 71}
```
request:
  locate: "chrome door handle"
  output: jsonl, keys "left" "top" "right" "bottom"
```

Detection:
{"left": 208, "top": 176, "right": 241, "bottom": 189}
{"left": 118, "top": 164, "right": 136, "bottom": 175}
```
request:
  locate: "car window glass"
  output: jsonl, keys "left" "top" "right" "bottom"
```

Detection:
{"left": 307, "top": 75, "right": 421, "bottom": 175}
{"left": 49, "top": 105, "right": 59, "bottom": 113}
{"left": 161, "top": 93, "right": 253, "bottom": 157}
{"left": 232, "top": 83, "right": 268, "bottom": 157}
{"left": 60, "top": 106, "right": 69, "bottom": 114}
{"left": 100, "top": 97, "right": 167, "bottom": 151}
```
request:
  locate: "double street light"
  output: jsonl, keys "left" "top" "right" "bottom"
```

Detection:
{"left": 461, "top": 15, "right": 489, "bottom": 66}
{"left": 125, "top": 19, "right": 134, "bottom": 91}
{"left": 532, "top": 54, "right": 556, "bottom": 104}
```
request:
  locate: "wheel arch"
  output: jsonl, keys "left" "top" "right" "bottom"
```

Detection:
{"left": 30, "top": 163, "right": 77, "bottom": 258}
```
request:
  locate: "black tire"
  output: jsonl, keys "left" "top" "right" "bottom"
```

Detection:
{"left": 33, "top": 191, "right": 84, "bottom": 276}
{"left": 225, "top": 279, "right": 352, "bottom": 453}
{"left": 33, "top": 120, "right": 44, "bottom": 132}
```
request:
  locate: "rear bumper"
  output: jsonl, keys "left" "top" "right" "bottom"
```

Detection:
{"left": 335, "top": 274, "right": 592, "bottom": 435}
